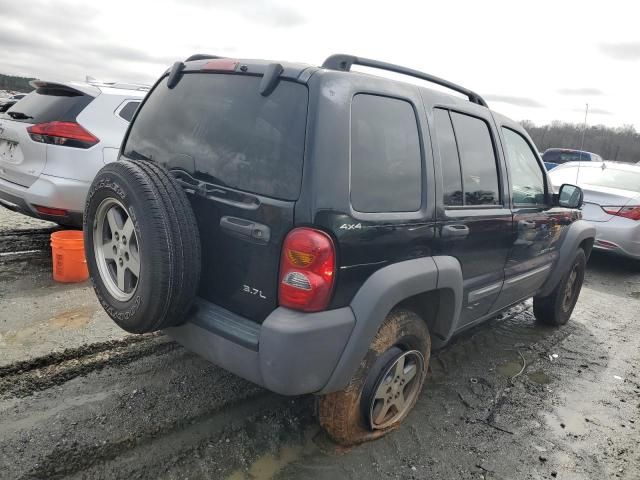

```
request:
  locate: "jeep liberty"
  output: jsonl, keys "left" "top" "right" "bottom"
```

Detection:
{"left": 84, "top": 54, "right": 595, "bottom": 445}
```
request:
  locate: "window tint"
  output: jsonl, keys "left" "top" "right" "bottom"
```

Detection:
{"left": 434, "top": 108, "right": 462, "bottom": 206}
{"left": 118, "top": 101, "right": 140, "bottom": 122}
{"left": 124, "top": 74, "right": 308, "bottom": 200}
{"left": 350, "top": 94, "right": 422, "bottom": 212}
{"left": 5, "top": 87, "right": 92, "bottom": 124}
{"left": 502, "top": 128, "right": 546, "bottom": 205}
{"left": 450, "top": 112, "right": 500, "bottom": 205}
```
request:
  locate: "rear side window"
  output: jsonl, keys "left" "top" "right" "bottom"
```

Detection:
{"left": 434, "top": 109, "right": 463, "bottom": 206}
{"left": 5, "top": 87, "right": 92, "bottom": 124}
{"left": 450, "top": 112, "right": 500, "bottom": 206}
{"left": 117, "top": 101, "right": 140, "bottom": 122}
{"left": 350, "top": 94, "right": 422, "bottom": 213}
{"left": 124, "top": 74, "right": 308, "bottom": 201}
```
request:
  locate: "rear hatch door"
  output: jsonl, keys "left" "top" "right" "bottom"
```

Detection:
{"left": 122, "top": 72, "right": 308, "bottom": 322}
{"left": 0, "top": 83, "right": 94, "bottom": 187}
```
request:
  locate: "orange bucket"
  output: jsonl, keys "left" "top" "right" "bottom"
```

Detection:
{"left": 50, "top": 230, "right": 89, "bottom": 283}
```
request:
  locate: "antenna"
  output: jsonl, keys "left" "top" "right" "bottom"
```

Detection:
{"left": 576, "top": 103, "right": 589, "bottom": 185}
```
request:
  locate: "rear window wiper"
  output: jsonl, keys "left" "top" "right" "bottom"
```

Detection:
{"left": 7, "top": 111, "right": 33, "bottom": 120}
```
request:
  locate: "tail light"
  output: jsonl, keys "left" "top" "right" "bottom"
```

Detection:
{"left": 28, "top": 121, "right": 98, "bottom": 149}
{"left": 602, "top": 206, "right": 640, "bottom": 221}
{"left": 279, "top": 228, "right": 336, "bottom": 312}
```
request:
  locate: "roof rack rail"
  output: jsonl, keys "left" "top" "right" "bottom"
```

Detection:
{"left": 184, "top": 54, "right": 227, "bottom": 62}
{"left": 85, "top": 78, "right": 150, "bottom": 91}
{"left": 322, "top": 54, "right": 487, "bottom": 107}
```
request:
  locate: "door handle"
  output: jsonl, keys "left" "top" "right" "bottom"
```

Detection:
{"left": 220, "top": 216, "right": 270, "bottom": 244}
{"left": 442, "top": 224, "right": 469, "bottom": 238}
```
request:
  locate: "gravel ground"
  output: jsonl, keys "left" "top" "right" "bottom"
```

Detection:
{"left": 0, "top": 206, "right": 639, "bottom": 480}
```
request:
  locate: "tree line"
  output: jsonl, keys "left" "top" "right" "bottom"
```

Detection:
{"left": 0, "top": 73, "right": 35, "bottom": 93}
{"left": 522, "top": 120, "right": 640, "bottom": 163}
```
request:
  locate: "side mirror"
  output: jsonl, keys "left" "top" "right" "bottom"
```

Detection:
{"left": 557, "top": 184, "right": 583, "bottom": 209}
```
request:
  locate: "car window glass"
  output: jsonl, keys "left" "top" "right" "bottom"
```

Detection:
{"left": 351, "top": 94, "right": 422, "bottom": 213}
{"left": 118, "top": 101, "right": 140, "bottom": 122}
{"left": 124, "top": 74, "right": 308, "bottom": 201}
{"left": 502, "top": 128, "right": 546, "bottom": 205}
{"left": 434, "top": 108, "right": 462, "bottom": 206}
{"left": 450, "top": 112, "right": 500, "bottom": 205}
{"left": 4, "top": 87, "right": 92, "bottom": 124}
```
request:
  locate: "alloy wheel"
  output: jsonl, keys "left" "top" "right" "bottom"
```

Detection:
{"left": 93, "top": 198, "right": 141, "bottom": 302}
{"left": 368, "top": 350, "right": 424, "bottom": 430}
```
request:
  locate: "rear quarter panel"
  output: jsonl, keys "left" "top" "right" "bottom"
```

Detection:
{"left": 300, "top": 71, "right": 437, "bottom": 308}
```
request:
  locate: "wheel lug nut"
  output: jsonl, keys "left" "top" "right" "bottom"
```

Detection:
{"left": 114, "top": 232, "right": 119, "bottom": 240}
{"left": 119, "top": 258, "right": 123, "bottom": 266}
{"left": 112, "top": 246, "right": 117, "bottom": 255}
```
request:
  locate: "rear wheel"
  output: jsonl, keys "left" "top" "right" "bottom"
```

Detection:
{"left": 534, "top": 248, "right": 586, "bottom": 326}
{"left": 319, "top": 310, "right": 430, "bottom": 445}
{"left": 84, "top": 160, "right": 201, "bottom": 333}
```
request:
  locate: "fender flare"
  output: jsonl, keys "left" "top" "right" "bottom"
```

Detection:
{"left": 320, "top": 256, "right": 463, "bottom": 393}
{"left": 537, "top": 219, "right": 595, "bottom": 297}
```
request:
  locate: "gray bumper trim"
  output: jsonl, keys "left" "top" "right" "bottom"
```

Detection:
{"left": 165, "top": 300, "right": 355, "bottom": 396}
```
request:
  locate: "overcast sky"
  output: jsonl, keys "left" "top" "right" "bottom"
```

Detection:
{"left": 1, "top": 0, "right": 639, "bottom": 128}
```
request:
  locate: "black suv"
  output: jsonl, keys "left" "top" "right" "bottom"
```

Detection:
{"left": 84, "top": 54, "right": 595, "bottom": 445}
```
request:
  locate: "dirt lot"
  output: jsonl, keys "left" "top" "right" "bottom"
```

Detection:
{"left": 1, "top": 207, "right": 639, "bottom": 480}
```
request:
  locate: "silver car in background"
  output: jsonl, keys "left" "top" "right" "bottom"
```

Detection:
{"left": 549, "top": 161, "right": 640, "bottom": 260}
{"left": 0, "top": 80, "right": 147, "bottom": 227}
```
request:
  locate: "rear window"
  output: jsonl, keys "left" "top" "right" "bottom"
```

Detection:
{"left": 123, "top": 73, "right": 308, "bottom": 201}
{"left": 5, "top": 87, "right": 92, "bottom": 124}
{"left": 350, "top": 94, "right": 422, "bottom": 213}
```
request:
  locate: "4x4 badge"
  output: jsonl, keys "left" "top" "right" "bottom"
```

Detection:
{"left": 339, "top": 223, "right": 362, "bottom": 230}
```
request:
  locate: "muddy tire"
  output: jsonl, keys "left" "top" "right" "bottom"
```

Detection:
{"left": 84, "top": 160, "right": 201, "bottom": 333}
{"left": 534, "top": 248, "right": 586, "bottom": 326}
{"left": 318, "top": 309, "right": 430, "bottom": 446}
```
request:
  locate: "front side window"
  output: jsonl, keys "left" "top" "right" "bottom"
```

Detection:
{"left": 450, "top": 112, "right": 500, "bottom": 205}
{"left": 350, "top": 94, "right": 422, "bottom": 213}
{"left": 502, "top": 128, "right": 546, "bottom": 205}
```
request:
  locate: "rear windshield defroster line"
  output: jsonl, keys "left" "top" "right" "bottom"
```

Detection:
{"left": 123, "top": 73, "right": 309, "bottom": 201}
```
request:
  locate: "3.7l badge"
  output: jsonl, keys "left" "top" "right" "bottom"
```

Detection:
{"left": 242, "top": 284, "right": 266, "bottom": 299}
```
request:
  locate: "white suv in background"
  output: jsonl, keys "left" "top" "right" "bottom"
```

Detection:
{"left": 0, "top": 80, "right": 147, "bottom": 226}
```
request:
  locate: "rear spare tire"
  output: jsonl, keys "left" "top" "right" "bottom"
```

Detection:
{"left": 84, "top": 160, "right": 201, "bottom": 333}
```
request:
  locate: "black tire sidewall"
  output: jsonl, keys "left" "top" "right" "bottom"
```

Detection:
{"left": 84, "top": 165, "right": 171, "bottom": 333}
{"left": 319, "top": 310, "right": 431, "bottom": 445}
{"left": 555, "top": 248, "right": 587, "bottom": 323}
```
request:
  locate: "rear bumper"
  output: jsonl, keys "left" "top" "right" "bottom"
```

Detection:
{"left": 0, "top": 174, "right": 87, "bottom": 226}
{"left": 165, "top": 298, "right": 355, "bottom": 396}
{"left": 590, "top": 218, "right": 640, "bottom": 259}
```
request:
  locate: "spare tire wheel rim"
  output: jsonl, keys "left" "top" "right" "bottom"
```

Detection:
{"left": 368, "top": 350, "right": 424, "bottom": 430}
{"left": 93, "top": 198, "right": 141, "bottom": 302}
